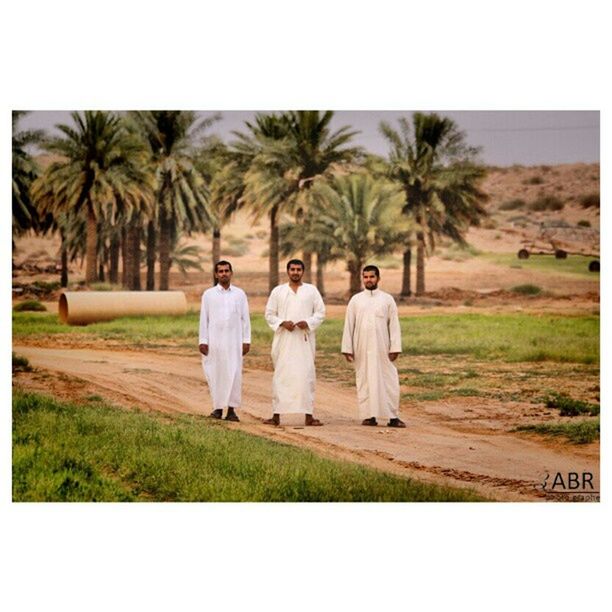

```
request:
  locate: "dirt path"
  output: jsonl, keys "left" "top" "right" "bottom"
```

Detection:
{"left": 14, "top": 345, "right": 599, "bottom": 501}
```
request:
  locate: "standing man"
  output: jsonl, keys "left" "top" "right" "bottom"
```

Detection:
{"left": 341, "top": 265, "right": 406, "bottom": 427}
{"left": 199, "top": 260, "right": 251, "bottom": 422}
{"left": 264, "top": 259, "right": 326, "bottom": 426}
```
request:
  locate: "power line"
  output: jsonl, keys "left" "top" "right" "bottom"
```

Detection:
{"left": 467, "top": 125, "right": 599, "bottom": 133}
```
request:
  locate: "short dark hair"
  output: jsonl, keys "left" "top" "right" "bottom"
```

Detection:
{"left": 362, "top": 265, "right": 380, "bottom": 278}
{"left": 286, "top": 259, "right": 305, "bottom": 271}
{"left": 215, "top": 260, "right": 233, "bottom": 272}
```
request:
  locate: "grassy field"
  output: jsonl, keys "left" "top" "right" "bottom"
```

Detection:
{"left": 481, "top": 253, "right": 599, "bottom": 278}
{"left": 514, "top": 419, "right": 600, "bottom": 444}
{"left": 13, "top": 311, "right": 599, "bottom": 365}
{"left": 12, "top": 391, "right": 483, "bottom": 502}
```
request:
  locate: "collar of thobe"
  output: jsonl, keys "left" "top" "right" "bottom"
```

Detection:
{"left": 365, "top": 288, "right": 380, "bottom": 297}
{"left": 216, "top": 284, "right": 233, "bottom": 293}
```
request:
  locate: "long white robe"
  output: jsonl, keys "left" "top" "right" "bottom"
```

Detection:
{"left": 264, "top": 283, "right": 325, "bottom": 414}
{"left": 199, "top": 284, "right": 251, "bottom": 410}
{"left": 341, "top": 288, "right": 402, "bottom": 420}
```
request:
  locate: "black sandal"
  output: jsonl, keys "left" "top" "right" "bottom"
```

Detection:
{"left": 362, "top": 417, "right": 378, "bottom": 426}
{"left": 387, "top": 418, "right": 406, "bottom": 428}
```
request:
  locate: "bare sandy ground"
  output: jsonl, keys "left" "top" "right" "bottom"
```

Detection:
{"left": 14, "top": 345, "right": 600, "bottom": 502}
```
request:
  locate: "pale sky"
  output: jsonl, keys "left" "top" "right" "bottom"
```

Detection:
{"left": 18, "top": 110, "right": 599, "bottom": 167}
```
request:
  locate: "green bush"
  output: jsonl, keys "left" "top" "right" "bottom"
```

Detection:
{"left": 577, "top": 220, "right": 591, "bottom": 228}
{"left": 523, "top": 176, "right": 544, "bottom": 185}
{"left": 545, "top": 392, "right": 599, "bottom": 416}
{"left": 13, "top": 300, "right": 46, "bottom": 312}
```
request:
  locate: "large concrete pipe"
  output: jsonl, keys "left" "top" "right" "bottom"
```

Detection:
{"left": 59, "top": 291, "right": 187, "bottom": 325}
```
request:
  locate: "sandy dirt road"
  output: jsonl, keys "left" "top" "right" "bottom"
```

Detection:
{"left": 14, "top": 345, "right": 599, "bottom": 502}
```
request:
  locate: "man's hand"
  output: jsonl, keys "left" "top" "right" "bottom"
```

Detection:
{"left": 242, "top": 343, "right": 251, "bottom": 356}
{"left": 389, "top": 352, "right": 399, "bottom": 362}
{"left": 280, "top": 321, "right": 295, "bottom": 331}
{"left": 199, "top": 343, "right": 209, "bottom": 356}
{"left": 343, "top": 353, "right": 354, "bottom": 363}
{"left": 295, "top": 321, "right": 309, "bottom": 330}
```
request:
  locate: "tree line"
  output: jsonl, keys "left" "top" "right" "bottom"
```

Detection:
{"left": 12, "top": 110, "right": 488, "bottom": 296}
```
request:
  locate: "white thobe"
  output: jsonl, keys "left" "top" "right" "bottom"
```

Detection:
{"left": 265, "top": 283, "right": 325, "bottom": 414}
{"left": 199, "top": 284, "right": 251, "bottom": 410}
{"left": 341, "top": 288, "right": 402, "bottom": 420}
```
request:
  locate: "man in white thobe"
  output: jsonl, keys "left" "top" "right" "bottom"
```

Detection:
{"left": 199, "top": 260, "right": 251, "bottom": 422}
{"left": 264, "top": 259, "right": 326, "bottom": 426}
{"left": 341, "top": 265, "right": 406, "bottom": 427}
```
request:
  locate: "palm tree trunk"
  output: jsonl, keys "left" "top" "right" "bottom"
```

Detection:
{"left": 85, "top": 200, "right": 97, "bottom": 285}
{"left": 269, "top": 204, "right": 279, "bottom": 291}
{"left": 212, "top": 226, "right": 221, "bottom": 282}
{"left": 109, "top": 232, "right": 120, "bottom": 284}
{"left": 122, "top": 227, "right": 132, "bottom": 289}
{"left": 60, "top": 228, "right": 68, "bottom": 288}
{"left": 348, "top": 260, "right": 362, "bottom": 296}
{"left": 146, "top": 220, "right": 156, "bottom": 291}
{"left": 159, "top": 209, "right": 171, "bottom": 291}
{"left": 130, "top": 220, "right": 141, "bottom": 291}
{"left": 316, "top": 253, "right": 326, "bottom": 297}
{"left": 303, "top": 251, "right": 313, "bottom": 283}
{"left": 401, "top": 247, "right": 412, "bottom": 297}
{"left": 416, "top": 231, "right": 426, "bottom": 295}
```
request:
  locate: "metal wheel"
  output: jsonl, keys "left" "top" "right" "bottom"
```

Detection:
{"left": 517, "top": 249, "right": 530, "bottom": 260}
{"left": 588, "top": 260, "right": 600, "bottom": 272}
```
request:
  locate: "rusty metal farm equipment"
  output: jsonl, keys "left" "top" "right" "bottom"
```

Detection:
{"left": 517, "top": 221, "right": 600, "bottom": 272}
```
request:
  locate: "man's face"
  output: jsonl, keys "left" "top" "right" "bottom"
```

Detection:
{"left": 215, "top": 265, "right": 233, "bottom": 285}
{"left": 362, "top": 270, "right": 379, "bottom": 290}
{"left": 287, "top": 264, "right": 304, "bottom": 283}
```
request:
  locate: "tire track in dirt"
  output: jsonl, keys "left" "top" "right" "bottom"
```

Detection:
{"left": 14, "top": 345, "right": 599, "bottom": 501}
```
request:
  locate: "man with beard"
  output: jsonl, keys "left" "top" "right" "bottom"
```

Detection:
{"left": 264, "top": 259, "right": 326, "bottom": 426}
{"left": 341, "top": 265, "right": 405, "bottom": 427}
{"left": 199, "top": 260, "right": 251, "bottom": 422}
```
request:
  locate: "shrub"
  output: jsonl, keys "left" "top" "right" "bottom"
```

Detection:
{"left": 579, "top": 193, "right": 600, "bottom": 209}
{"left": 577, "top": 220, "right": 591, "bottom": 228}
{"left": 523, "top": 176, "right": 544, "bottom": 185}
{"left": 545, "top": 392, "right": 600, "bottom": 416}
{"left": 528, "top": 196, "right": 564, "bottom": 212}
{"left": 12, "top": 352, "right": 33, "bottom": 372}
{"left": 499, "top": 199, "right": 526, "bottom": 211}
{"left": 511, "top": 284, "right": 542, "bottom": 296}
{"left": 13, "top": 300, "right": 46, "bottom": 312}
{"left": 89, "top": 282, "right": 117, "bottom": 291}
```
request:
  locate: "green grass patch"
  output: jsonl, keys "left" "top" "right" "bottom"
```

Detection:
{"left": 545, "top": 392, "right": 600, "bottom": 416}
{"left": 13, "top": 312, "right": 599, "bottom": 366}
{"left": 481, "top": 253, "right": 599, "bottom": 278}
{"left": 515, "top": 419, "right": 599, "bottom": 444}
{"left": 12, "top": 391, "right": 482, "bottom": 502}
{"left": 13, "top": 300, "right": 47, "bottom": 312}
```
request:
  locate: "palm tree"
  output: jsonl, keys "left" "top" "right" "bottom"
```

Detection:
{"left": 32, "top": 111, "right": 154, "bottom": 284}
{"left": 193, "top": 137, "right": 245, "bottom": 281}
{"left": 130, "top": 111, "right": 216, "bottom": 290}
{"left": 275, "top": 111, "right": 361, "bottom": 281}
{"left": 233, "top": 113, "right": 291, "bottom": 290}
{"left": 380, "top": 113, "right": 488, "bottom": 296}
{"left": 236, "top": 111, "right": 361, "bottom": 291}
{"left": 12, "top": 111, "right": 44, "bottom": 240}
{"left": 311, "top": 174, "right": 409, "bottom": 295}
